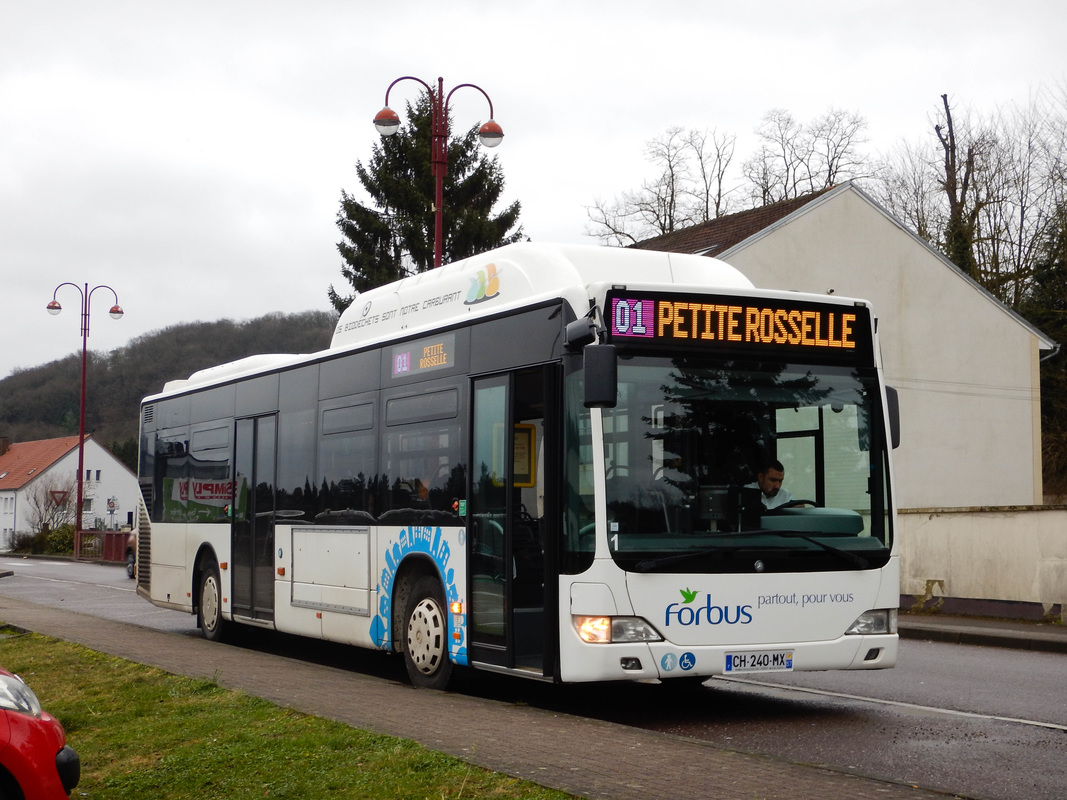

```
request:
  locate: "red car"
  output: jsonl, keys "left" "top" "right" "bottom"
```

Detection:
{"left": 0, "top": 668, "right": 79, "bottom": 799}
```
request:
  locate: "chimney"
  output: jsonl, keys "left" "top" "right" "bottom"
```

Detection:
{"left": 0, "top": 438, "right": 9, "bottom": 457}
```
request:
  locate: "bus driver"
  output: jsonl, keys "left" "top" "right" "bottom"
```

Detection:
{"left": 748, "top": 459, "right": 794, "bottom": 510}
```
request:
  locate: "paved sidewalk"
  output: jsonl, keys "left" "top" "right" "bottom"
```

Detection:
{"left": 0, "top": 595, "right": 958, "bottom": 800}
{"left": 898, "top": 612, "right": 1067, "bottom": 654}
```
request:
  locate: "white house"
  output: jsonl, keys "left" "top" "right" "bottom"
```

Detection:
{"left": 0, "top": 435, "right": 140, "bottom": 548}
{"left": 635, "top": 182, "right": 1065, "bottom": 618}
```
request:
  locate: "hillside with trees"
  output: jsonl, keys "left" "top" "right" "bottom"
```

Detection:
{"left": 0, "top": 310, "right": 336, "bottom": 470}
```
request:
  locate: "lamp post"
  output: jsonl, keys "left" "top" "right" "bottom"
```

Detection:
{"left": 46, "top": 283, "right": 123, "bottom": 553}
{"left": 373, "top": 76, "right": 503, "bottom": 268}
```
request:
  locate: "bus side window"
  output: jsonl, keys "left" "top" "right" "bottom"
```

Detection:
{"left": 317, "top": 429, "right": 377, "bottom": 523}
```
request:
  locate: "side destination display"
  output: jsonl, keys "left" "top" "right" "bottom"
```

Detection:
{"left": 606, "top": 290, "right": 873, "bottom": 363}
{"left": 390, "top": 332, "right": 457, "bottom": 379}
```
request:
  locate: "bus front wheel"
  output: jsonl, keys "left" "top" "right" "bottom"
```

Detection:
{"left": 197, "top": 560, "right": 227, "bottom": 642}
{"left": 403, "top": 576, "right": 453, "bottom": 690}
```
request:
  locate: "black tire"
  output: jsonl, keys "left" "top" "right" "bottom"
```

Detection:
{"left": 126, "top": 549, "right": 136, "bottom": 579}
{"left": 402, "top": 576, "right": 453, "bottom": 690}
{"left": 197, "top": 559, "right": 227, "bottom": 642}
{"left": 0, "top": 766, "right": 22, "bottom": 800}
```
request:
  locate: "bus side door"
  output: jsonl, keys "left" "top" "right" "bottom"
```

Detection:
{"left": 232, "top": 414, "right": 277, "bottom": 622}
{"left": 469, "top": 366, "right": 557, "bottom": 676}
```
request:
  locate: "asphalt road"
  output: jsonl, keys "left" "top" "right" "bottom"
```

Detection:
{"left": 1, "top": 556, "right": 1064, "bottom": 800}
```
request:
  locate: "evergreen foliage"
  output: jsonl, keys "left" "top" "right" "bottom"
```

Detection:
{"left": 1020, "top": 206, "right": 1067, "bottom": 498}
{"left": 330, "top": 96, "right": 523, "bottom": 312}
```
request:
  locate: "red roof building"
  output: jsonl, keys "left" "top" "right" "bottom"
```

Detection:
{"left": 0, "top": 436, "right": 138, "bottom": 547}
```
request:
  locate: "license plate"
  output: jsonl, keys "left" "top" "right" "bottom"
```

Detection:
{"left": 724, "top": 650, "right": 794, "bottom": 673}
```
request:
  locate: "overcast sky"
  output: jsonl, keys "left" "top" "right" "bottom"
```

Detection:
{"left": 2, "top": 1, "right": 1063, "bottom": 383}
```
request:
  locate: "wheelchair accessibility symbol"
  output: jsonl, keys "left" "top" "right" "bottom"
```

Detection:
{"left": 660, "top": 652, "right": 697, "bottom": 672}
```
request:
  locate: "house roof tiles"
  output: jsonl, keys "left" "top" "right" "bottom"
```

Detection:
{"left": 0, "top": 436, "right": 83, "bottom": 490}
{"left": 631, "top": 188, "right": 833, "bottom": 256}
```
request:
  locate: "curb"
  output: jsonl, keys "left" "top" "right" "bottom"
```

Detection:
{"left": 898, "top": 620, "right": 1067, "bottom": 655}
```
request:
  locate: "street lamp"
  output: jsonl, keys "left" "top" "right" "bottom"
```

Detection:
{"left": 46, "top": 283, "right": 123, "bottom": 553}
{"left": 374, "top": 75, "right": 503, "bottom": 268}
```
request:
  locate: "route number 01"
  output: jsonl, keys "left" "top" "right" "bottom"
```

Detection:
{"left": 611, "top": 299, "right": 654, "bottom": 338}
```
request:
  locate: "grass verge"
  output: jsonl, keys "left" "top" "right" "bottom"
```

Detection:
{"left": 0, "top": 628, "right": 574, "bottom": 800}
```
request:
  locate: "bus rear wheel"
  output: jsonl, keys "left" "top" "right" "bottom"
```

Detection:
{"left": 403, "top": 576, "right": 453, "bottom": 690}
{"left": 197, "top": 560, "right": 227, "bottom": 642}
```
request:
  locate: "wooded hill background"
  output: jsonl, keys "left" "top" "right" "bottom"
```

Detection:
{"left": 0, "top": 310, "right": 336, "bottom": 471}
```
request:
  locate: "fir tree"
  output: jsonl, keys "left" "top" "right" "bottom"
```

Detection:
{"left": 329, "top": 97, "right": 523, "bottom": 312}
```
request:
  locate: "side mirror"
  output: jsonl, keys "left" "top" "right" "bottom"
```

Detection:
{"left": 885, "top": 386, "right": 900, "bottom": 449}
{"left": 565, "top": 317, "right": 598, "bottom": 349}
{"left": 584, "top": 344, "right": 617, "bottom": 408}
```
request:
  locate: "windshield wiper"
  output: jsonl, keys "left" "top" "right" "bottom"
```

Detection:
{"left": 631, "top": 532, "right": 743, "bottom": 572}
{"left": 771, "top": 531, "right": 870, "bottom": 568}
{"left": 630, "top": 530, "right": 869, "bottom": 572}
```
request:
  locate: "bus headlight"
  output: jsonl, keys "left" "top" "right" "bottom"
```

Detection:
{"left": 845, "top": 609, "right": 897, "bottom": 636}
{"left": 574, "top": 616, "right": 663, "bottom": 644}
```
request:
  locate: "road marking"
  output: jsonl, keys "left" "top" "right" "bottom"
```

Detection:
{"left": 718, "top": 675, "right": 1067, "bottom": 732}
{"left": 1, "top": 572, "right": 136, "bottom": 594}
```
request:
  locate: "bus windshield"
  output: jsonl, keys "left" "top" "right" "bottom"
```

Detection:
{"left": 566, "top": 355, "right": 892, "bottom": 574}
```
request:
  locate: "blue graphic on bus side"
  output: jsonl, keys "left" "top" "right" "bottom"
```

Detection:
{"left": 371, "top": 526, "right": 467, "bottom": 666}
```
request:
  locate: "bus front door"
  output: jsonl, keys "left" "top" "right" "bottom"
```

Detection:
{"left": 469, "top": 368, "right": 555, "bottom": 676}
{"left": 232, "top": 415, "right": 277, "bottom": 623}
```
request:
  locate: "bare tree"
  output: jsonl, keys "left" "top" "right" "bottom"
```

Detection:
{"left": 878, "top": 91, "right": 1067, "bottom": 309}
{"left": 935, "top": 94, "right": 989, "bottom": 281}
{"left": 685, "top": 128, "right": 738, "bottom": 221}
{"left": 810, "top": 109, "right": 870, "bottom": 189}
{"left": 874, "top": 139, "right": 943, "bottom": 243}
{"left": 586, "top": 126, "right": 737, "bottom": 245}
{"left": 974, "top": 93, "right": 1066, "bottom": 306}
{"left": 743, "top": 109, "right": 870, "bottom": 204}
{"left": 24, "top": 473, "right": 79, "bottom": 534}
{"left": 743, "top": 109, "right": 804, "bottom": 204}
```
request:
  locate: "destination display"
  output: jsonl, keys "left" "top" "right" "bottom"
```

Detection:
{"left": 390, "top": 332, "right": 456, "bottom": 379}
{"left": 606, "top": 290, "right": 872, "bottom": 361}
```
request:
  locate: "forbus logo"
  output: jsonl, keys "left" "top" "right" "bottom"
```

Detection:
{"left": 665, "top": 592, "right": 753, "bottom": 627}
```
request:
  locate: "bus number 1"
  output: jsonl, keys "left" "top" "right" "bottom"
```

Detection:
{"left": 612, "top": 299, "right": 653, "bottom": 338}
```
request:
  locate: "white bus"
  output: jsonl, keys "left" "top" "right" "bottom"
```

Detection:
{"left": 135, "top": 242, "right": 899, "bottom": 688}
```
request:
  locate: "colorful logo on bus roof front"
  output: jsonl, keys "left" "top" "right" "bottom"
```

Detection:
{"left": 464, "top": 263, "right": 500, "bottom": 305}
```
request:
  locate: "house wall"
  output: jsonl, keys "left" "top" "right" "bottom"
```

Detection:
{"left": 722, "top": 187, "right": 1043, "bottom": 510}
{"left": 75, "top": 439, "right": 140, "bottom": 530}
{"left": 13, "top": 441, "right": 140, "bottom": 535}
{"left": 0, "top": 490, "right": 16, "bottom": 548}
{"left": 898, "top": 506, "right": 1067, "bottom": 616}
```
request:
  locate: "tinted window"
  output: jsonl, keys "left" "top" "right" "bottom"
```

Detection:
{"left": 191, "top": 386, "right": 234, "bottom": 423}
{"left": 471, "top": 303, "right": 563, "bottom": 373}
{"left": 320, "top": 351, "right": 380, "bottom": 399}
{"left": 386, "top": 389, "right": 459, "bottom": 425}
{"left": 276, "top": 366, "right": 319, "bottom": 523}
